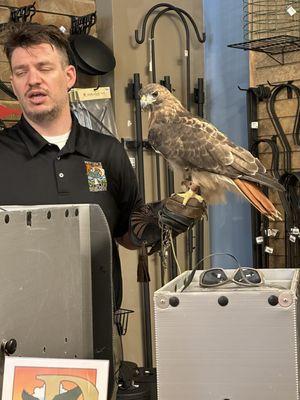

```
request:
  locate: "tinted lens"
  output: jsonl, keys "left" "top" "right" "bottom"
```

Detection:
{"left": 234, "top": 268, "right": 261, "bottom": 284}
{"left": 201, "top": 269, "right": 227, "bottom": 286}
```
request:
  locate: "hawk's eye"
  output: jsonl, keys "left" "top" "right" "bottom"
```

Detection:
{"left": 152, "top": 91, "right": 158, "bottom": 98}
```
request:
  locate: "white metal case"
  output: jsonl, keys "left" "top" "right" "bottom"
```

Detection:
{"left": 154, "top": 269, "right": 300, "bottom": 400}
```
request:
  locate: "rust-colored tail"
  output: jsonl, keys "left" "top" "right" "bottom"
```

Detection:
{"left": 234, "top": 178, "right": 282, "bottom": 221}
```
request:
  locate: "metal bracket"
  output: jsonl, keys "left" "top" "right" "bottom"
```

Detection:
{"left": 121, "top": 138, "right": 152, "bottom": 151}
{"left": 194, "top": 87, "right": 204, "bottom": 104}
{"left": 71, "top": 12, "right": 97, "bottom": 35}
{"left": 160, "top": 76, "right": 172, "bottom": 92}
{"left": 126, "top": 81, "right": 142, "bottom": 101}
{"left": 10, "top": 2, "right": 36, "bottom": 22}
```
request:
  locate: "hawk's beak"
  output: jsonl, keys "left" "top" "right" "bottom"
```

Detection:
{"left": 140, "top": 94, "right": 155, "bottom": 109}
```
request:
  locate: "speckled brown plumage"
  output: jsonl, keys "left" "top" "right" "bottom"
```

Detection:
{"left": 139, "top": 83, "right": 284, "bottom": 220}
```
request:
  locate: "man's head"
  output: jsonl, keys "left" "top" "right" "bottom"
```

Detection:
{"left": 3, "top": 23, "right": 76, "bottom": 126}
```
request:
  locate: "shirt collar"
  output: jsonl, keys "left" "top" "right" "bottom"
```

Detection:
{"left": 16, "top": 113, "right": 92, "bottom": 158}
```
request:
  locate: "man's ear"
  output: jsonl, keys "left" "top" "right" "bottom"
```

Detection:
{"left": 66, "top": 65, "right": 77, "bottom": 90}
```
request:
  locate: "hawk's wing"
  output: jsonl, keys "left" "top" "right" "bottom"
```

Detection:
{"left": 149, "top": 113, "right": 268, "bottom": 183}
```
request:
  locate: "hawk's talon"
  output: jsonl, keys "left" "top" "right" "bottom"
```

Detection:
{"left": 177, "top": 189, "right": 204, "bottom": 206}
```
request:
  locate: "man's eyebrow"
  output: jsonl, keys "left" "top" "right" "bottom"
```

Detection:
{"left": 12, "top": 64, "right": 28, "bottom": 71}
{"left": 12, "top": 61, "right": 55, "bottom": 71}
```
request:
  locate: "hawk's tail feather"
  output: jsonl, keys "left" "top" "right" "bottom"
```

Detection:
{"left": 243, "top": 172, "right": 284, "bottom": 192}
{"left": 234, "top": 178, "right": 282, "bottom": 221}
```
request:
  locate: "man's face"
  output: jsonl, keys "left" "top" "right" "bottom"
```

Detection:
{"left": 10, "top": 43, "right": 76, "bottom": 124}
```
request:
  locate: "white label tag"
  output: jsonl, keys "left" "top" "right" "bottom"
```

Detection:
{"left": 266, "top": 228, "right": 279, "bottom": 237}
{"left": 184, "top": 49, "right": 189, "bottom": 57}
{"left": 289, "top": 234, "right": 296, "bottom": 243}
{"left": 69, "top": 87, "right": 111, "bottom": 101}
{"left": 256, "top": 236, "right": 264, "bottom": 244}
{"left": 265, "top": 246, "right": 274, "bottom": 254}
{"left": 291, "top": 227, "right": 300, "bottom": 235}
{"left": 287, "top": 5, "right": 296, "bottom": 16}
{"left": 129, "top": 157, "right": 136, "bottom": 168}
{"left": 149, "top": 61, "right": 152, "bottom": 72}
{"left": 251, "top": 121, "right": 258, "bottom": 129}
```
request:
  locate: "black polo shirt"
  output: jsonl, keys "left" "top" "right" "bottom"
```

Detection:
{"left": 0, "top": 115, "right": 141, "bottom": 308}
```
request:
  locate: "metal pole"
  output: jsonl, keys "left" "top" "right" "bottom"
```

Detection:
{"left": 133, "top": 73, "right": 153, "bottom": 368}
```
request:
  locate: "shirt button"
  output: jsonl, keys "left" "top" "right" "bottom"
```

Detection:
{"left": 58, "top": 172, "right": 64, "bottom": 178}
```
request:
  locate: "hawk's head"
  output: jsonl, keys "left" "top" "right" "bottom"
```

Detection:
{"left": 139, "top": 83, "right": 176, "bottom": 111}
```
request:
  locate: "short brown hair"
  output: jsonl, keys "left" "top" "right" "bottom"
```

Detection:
{"left": 3, "top": 22, "right": 72, "bottom": 66}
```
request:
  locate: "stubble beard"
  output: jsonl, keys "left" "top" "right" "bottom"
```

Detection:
{"left": 25, "top": 105, "right": 61, "bottom": 124}
{"left": 22, "top": 93, "right": 69, "bottom": 125}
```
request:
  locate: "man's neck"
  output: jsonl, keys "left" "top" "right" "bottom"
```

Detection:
{"left": 23, "top": 110, "right": 72, "bottom": 136}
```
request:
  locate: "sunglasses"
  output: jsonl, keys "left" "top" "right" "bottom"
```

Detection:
{"left": 199, "top": 267, "right": 263, "bottom": 288}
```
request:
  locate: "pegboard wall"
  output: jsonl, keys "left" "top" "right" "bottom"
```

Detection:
{"left": 249, "top": 47, "right": 300, "bottom": 268}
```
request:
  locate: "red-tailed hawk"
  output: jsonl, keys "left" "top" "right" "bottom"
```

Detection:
{"left": 140, "top": 83, "right": 283, "bottom": 220}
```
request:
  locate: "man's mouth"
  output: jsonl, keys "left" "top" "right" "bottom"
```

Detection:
{"left": 27, "top": 90, "right": 48, "bottom": 104}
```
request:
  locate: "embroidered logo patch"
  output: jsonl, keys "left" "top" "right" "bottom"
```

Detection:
{"left": 85, "top": 161, "right": 107, "bottom": 192}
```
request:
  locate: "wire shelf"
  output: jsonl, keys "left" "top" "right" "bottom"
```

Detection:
{"left": 114, "top": 308, "right": 134, "bottom": 336}
{"left": 243, "top": 0, "right": 300, "bottom": 41}
{"left": 228, "top": 34, "right": 300, "bottom": 54}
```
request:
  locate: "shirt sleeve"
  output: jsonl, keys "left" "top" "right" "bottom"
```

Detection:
{"left": 111, "top": 140, "right": 143, "bottom": 238}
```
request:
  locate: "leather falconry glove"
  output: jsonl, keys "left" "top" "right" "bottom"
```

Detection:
{"left": 130, "top": 193, "right": 207, "bottom": 255}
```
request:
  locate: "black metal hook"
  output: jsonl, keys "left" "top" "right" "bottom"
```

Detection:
{"left": 135, "top": 3, "right": 205, "bottom": 44}
{"left": 10, "top": 2, "right": 36, "bottom": 23}
{"left": 148, "top": 6, "right": 191, "bottom": 107}
{"left": 71, "top": 12, "right": 97, "bottom": 35}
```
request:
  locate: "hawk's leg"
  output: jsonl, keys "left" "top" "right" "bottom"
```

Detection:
{"left": 177, "top": 183, "right": 204, "bottom": 206}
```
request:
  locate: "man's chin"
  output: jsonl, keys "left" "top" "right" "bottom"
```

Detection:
{"left": 24, "top": 107, "right": 60, "bottom": 124}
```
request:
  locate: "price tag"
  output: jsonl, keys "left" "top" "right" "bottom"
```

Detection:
{"left": 287, "top": 5, "right": 296, "bottom": 16}
{"left": 271, "top": 229, "right": 279, "bottom": 237}
{"left": 289, "top": 234, "right": 296, "bottom": 243}
{"left": 129, "top": 157, "right": 136, "bottom": 168}
{"left": 251, "top": 121, "right": 258, "bottom": 129}
{"left": 256, "top": 236, "right": 264, "bottom": 244}
{"left": 265, "top": 228, "right": 279, "bottom": 237}
{"left": 291, "top": 227, "right": 300, "bottom": 235}
{"left": 265, "top": 246, "right": 274, "bottom": 254}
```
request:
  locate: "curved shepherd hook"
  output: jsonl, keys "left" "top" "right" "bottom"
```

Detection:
{"left": 150, "top": 8, "right": 190, "bottom": 104}
{"left": 135, "top": 3, "right": 205, "bottom": 109}
{"left": 135, "top": 3, "right": 205, "bottom": 44}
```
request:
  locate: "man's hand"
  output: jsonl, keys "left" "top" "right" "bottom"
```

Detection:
{"left": 129, "top": 194, "right": 207, "bottom": 255}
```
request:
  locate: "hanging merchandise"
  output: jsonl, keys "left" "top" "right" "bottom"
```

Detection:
{"left": 69, "top": 13, "right": 116, "bottom": 76}
{"left": 69, "top": 87, "right": 118, "bottom": 138}
{"left": 267, "top": 82, "right": 300, "bottom": 268}
{"left": 246, "top": 82, "right": 300, "bottom": 268}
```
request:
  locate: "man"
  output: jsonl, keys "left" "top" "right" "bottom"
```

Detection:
{"left": 2, "top": 22, "right": 140, "bottom": 310}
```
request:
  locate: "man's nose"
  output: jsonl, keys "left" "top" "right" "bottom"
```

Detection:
{"left": 27, "top": 69, "right": 42, "bottom": 86}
